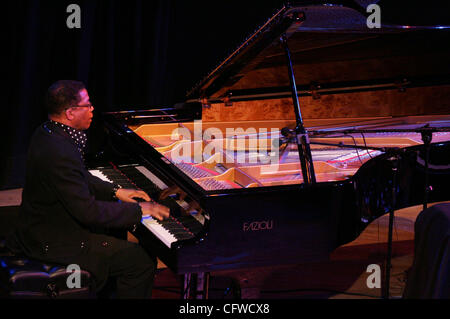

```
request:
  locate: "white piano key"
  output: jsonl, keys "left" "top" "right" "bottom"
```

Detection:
{"left": 141, "top": 217, "right": 177, "bottom": 248}
{"left": 89, "top": 169, "right": 114, "bottom": 183}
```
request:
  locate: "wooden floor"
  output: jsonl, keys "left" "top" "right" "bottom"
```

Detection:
{"left": 1, "top": 188, "right": 443, "bottom": 299}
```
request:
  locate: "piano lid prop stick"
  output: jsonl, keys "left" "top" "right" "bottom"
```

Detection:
{"left": 280, "top": 33, "right": 316, "bottom": 185}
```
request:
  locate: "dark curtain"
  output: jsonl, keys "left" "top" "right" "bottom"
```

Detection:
{"left": 2, "top": 0, "right": 284, "bottom": 190}
{"left": 3, "top": 0, "right": 174, "bottom": 189}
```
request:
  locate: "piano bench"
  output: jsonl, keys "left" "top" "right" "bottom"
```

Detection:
{"left": 0, "top": 241, "right": 94, "bottom": 299}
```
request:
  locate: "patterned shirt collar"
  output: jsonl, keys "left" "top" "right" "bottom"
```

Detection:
{"left": 49, "top": 120, "right": 88, "bottom": 161}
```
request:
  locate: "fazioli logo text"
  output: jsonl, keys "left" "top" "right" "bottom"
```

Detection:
{"left": 243, "top": 220, "right": 274, "bottom": 231}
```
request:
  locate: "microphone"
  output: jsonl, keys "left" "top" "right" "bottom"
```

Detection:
{"left": 271, "top": 127, "right": 296, "bottom": 149}
{"left": 280, "top": 126, "right": 294, "bottom": 138}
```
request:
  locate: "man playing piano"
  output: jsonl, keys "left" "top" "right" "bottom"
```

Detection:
{"left": 6, "top": 80, "right": 170, "bottom": 298}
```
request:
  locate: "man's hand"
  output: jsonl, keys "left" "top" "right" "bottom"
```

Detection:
{"left": 115, "top": 188, "right": 150, "bottom": 203}
{"left": 139, "top": 202, "right": 170, "bottom": 221}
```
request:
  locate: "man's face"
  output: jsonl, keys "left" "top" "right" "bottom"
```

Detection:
{"left": 67, "top": 89, "right": 94, "bottom": 130}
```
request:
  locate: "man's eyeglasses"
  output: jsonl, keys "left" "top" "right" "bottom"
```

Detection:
{"left": 65, "top": 103, "right": 93, "bottom": 110}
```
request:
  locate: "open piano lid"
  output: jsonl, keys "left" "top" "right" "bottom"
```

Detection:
{"left": 103, "top": 1, "right": 450, "bottom": 196}
{"left": 186, "top": 2, "right": 450, "bottom": 103}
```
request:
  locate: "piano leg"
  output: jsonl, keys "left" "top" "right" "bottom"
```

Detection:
{"left": 183, "top": 272, "right": 210, "bottom": 299}
{"left": 199, "top": 272, "right": 210, "bottom": 300}
{"left": 182, "top": 273, "right": 191, "bottom": 299}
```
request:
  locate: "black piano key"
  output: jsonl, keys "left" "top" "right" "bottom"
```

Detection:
{"left": 172, "top": 233, "right": 194, "bottom": 240}
{"left": 168, "top": 228, "right": 192, "bottom": 234}
{"left": 177, "top": 216, "right": 204, "bottom": 234}
{"left": 160, "top": 224, "right": 186, "bottom": 232}
{"left": 116, "top": 166, "right": 163, "bottom": 196}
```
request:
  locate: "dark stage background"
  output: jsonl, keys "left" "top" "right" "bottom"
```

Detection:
{"left": 3, "top": 0, "right": 450, "bottom": 190}
{"left": 3, "top": 0, "right": 285, "bottom": 189}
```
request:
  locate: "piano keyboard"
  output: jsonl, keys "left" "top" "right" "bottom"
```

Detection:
{"left": 89, "top": 164, "right": 205, "bottom": 248}
{"left": 141, "top": 214, "right": 204, "bottom": 248}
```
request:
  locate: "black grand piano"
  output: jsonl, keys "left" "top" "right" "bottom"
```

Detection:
{"left": 88, "top": 2, "right": 450, "bottom": 298}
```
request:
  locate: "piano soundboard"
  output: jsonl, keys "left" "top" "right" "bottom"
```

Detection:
{"left": 128, "top": 116, "right": 450, "bottom": 189}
